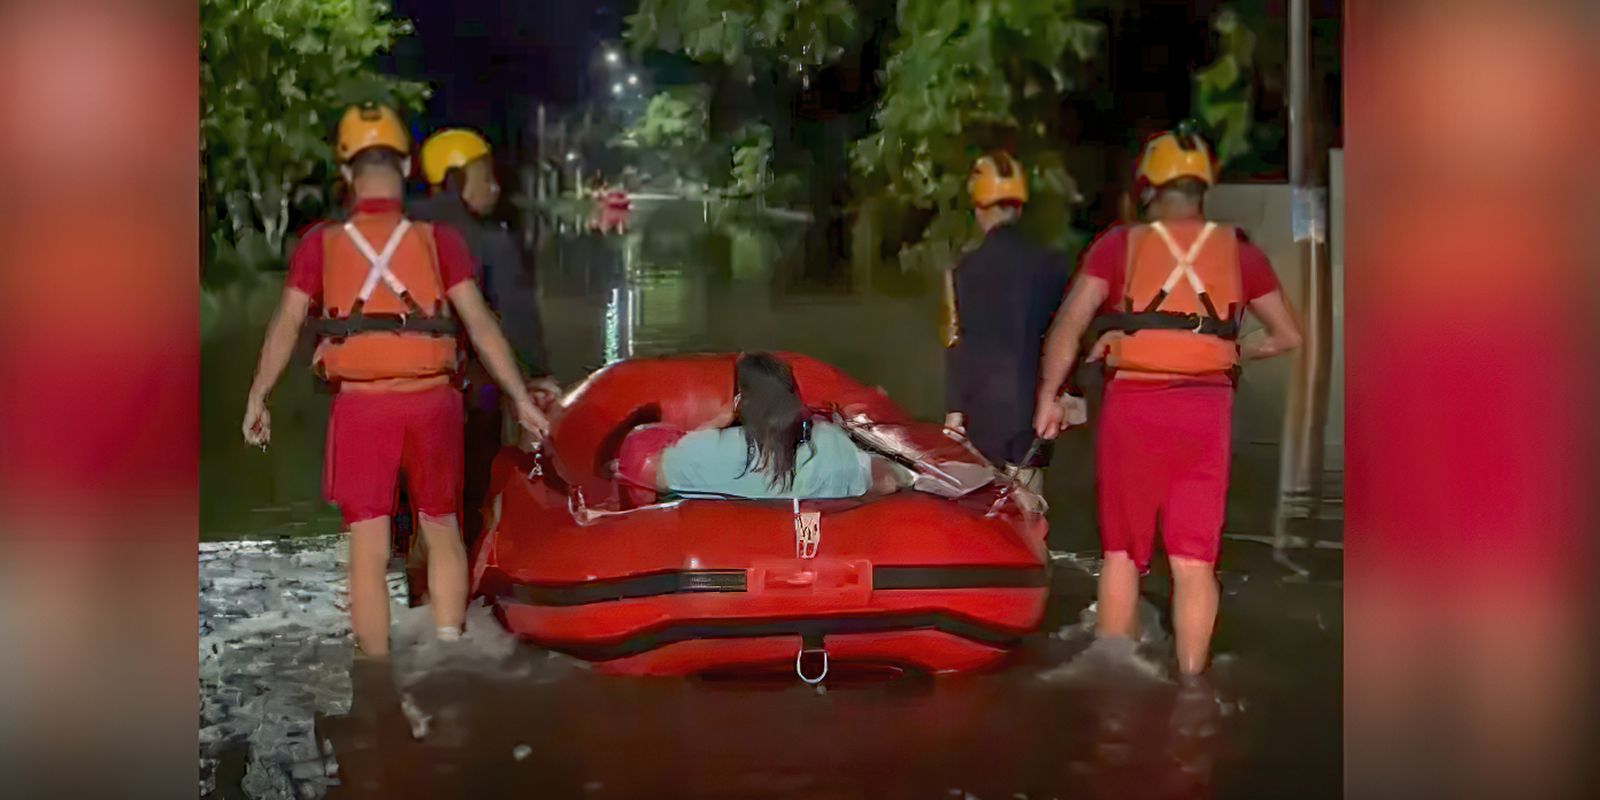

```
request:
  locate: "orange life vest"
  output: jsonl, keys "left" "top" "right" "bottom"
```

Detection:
{"left": 310, "top": 213, "right": 460, "bottom": 389}
{"left": 1101, "top": 220, "right": 1242, "bottom": 376}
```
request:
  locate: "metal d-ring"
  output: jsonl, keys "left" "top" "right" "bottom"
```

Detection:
{"left": 795, "top": 647, "right": 829, "bottom": 685}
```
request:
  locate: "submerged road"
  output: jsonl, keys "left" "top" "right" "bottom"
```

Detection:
{"left": 199, "top": 536, "right": 1339, "bottom": 799}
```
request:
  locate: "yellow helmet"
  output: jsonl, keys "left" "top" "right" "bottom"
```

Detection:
{"left": 967, "top": 151, "right": 1028, "bottom": 208}
{"left": 420, "top": 128, "right": 492, "bottom": 186}
{"left": 336, "top": 104, "right": 409, "bottom": 162}
{"left": 1137, "top": 130, "right": 1216, "bottom": 188}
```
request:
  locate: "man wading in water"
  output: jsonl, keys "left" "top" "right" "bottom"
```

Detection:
{"left": 1034, "top": 125, "right": 1302, "bottom": 682}
{"left": 242, "top": 103, "right": 549, "bottom": 658}
{"left": 942, "top": 151, "right": 1074, "bottom": 493}
{"left": 411, "top": 126, "right": 558, "bottom": 552}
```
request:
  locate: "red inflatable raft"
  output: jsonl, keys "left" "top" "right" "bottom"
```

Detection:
{"left": 470, "top": 353, "right": 1050, "bottom": 678}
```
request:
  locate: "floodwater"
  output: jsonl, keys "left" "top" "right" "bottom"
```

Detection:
{"left": 199, "top": 200, "right": 1341, "bottom": 798}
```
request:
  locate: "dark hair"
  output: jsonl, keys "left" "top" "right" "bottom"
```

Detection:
{"left": 734, "top": 353, "right": 811, "bottom": 491}
{"left": 348, "top": 147, "right": 406, "bottom": 178}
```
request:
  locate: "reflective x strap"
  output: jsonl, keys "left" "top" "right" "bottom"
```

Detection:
{"left": 1149, "top": 221, "right": 1218, "bottom": 298}
{"left": 343, "top": 220, "right": 413, "bottom": 304}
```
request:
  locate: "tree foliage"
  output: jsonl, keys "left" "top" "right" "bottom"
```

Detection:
{"left": 201, "top": 0, "right": 428, "bottom": 285}
{"left": 612, "top": 87, "right": 716, "bottom": 188}
{"left": 1192, "top": 8, "right": 1256, "bottom": 168}
{"left": 616, "top": 88, "right": 710, "bottom": 151}
{"left": 728, "top": 123, "right": 774, "bottom": 197}
{"left": 851, "top": 0, "right": 1103, "bottom": 270}
{"left": 622, "top": 0, "right": 868, "bottom": 207}
{"left": 625, "top": 0, "right": 861, "bottom": 82}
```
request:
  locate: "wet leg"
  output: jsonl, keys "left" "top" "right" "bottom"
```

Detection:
{"left": 1095, "top": 551, "right": 1142, "bottom": 640}
{"left": 348, "top": 517, "right": 394, "bottom": 656}
{"left": 1169, "top": 555, "right": 1219, "bottom": 675}
{"left": 418, "top": 512, "right": 468, "bottom": 633}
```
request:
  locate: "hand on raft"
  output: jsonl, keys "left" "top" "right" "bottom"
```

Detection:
{"left": 514, "top": 395, "right": 552, "bottom": 441}
{"left": 943, "top": 412, "right": 965, "bottom": 435}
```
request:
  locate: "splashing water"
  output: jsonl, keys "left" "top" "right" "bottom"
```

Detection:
{"left": 199, "top": 535, "right": 583, "bottom": 799}
{"left": 198, "top": 536, "right": 388, "bottom": 799}
{"left": 1039, "top": 598, "right": 1173, "bottom": 685}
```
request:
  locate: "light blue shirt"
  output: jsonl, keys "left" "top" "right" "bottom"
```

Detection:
{"left": 659, "top": 422, "right": 872, "bottom": 499}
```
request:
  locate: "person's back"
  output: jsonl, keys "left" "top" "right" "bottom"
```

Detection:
{"left": 658, "top": 421, "right": 871, "bottom": 500}
{"left": 242, "top": 104, "right": 551, "bottom": 658}
{"left": 946, "top": 152, "right": 1068, "bottom": 479}
{"left": 1033, "top": 124, "right": 1302, "bottom": 682}
{"left": 651, "top": 353, "right": 874, "bottom": 500}
{"left": 411, "top": 129, "right": 555, "bottom": 548}
{"left": 950, "top": 225, "right": 1066, "bottom": 454}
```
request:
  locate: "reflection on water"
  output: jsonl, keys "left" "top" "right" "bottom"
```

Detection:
{"left": 301, "top": 541, "right": 1338, "bottom": 800}
{"left": 199, "top": 530, "right": 1340, "bottom": 800}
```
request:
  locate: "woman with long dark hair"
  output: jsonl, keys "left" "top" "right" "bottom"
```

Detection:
{"left": 651, "top": 353, "right": 884, "bottom": 499}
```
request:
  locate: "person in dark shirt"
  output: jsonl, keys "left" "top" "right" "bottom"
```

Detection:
{"left": 411, "top": 128, "right": 558, "bottom": 548}
{"left": 942, "top": 152, "right": 1070, "bottom": 492}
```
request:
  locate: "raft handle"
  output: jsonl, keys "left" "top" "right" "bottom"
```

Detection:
{"left": 795, "top": 647, "right": 829, "bottom": 685}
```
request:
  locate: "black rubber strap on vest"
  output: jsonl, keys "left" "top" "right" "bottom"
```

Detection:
{"left": 313, "top": 312, "right": 460, "bottom": 339}
{"left": 1090, "top": 311, "right": 1240, "bottom": 340}
{"left": 1140, "top": 287, "right": 1221, "bottom": 320}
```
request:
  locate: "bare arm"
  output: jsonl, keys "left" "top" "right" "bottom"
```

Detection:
{"left": 247, "top": 287, "right": 312, "bottom": 402}
{"left": 1036, "top": 274, "right": 1110, "bottom": 406}
{"left": 1239, "top": 289, "right": 1303, "bottom": 361}
{"left": 447, "top": 281, "right": 533, "bottom": 409}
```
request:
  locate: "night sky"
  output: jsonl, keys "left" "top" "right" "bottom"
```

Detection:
{"left": 386, "top": 0, "right": 627, "bottom": 151}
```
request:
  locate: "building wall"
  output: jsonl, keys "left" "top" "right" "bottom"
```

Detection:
{"left": 1204, "top": 175, "right": 1344, "bottom": 529}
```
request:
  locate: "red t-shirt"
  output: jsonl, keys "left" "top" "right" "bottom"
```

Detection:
{"left": 284, "top": 198, "right": 475, "bottom": 303}
{"left": 1076, "top": 222, "right": 1282, "bottom": 386}
{"left": 286, "top": 198, "right": 476, "bottom": 393}
{"left": 1077, "top": 223, "right": 1281, "bottom": 310}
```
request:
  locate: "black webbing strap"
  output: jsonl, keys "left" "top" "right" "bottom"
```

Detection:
{"left": 1090, "top": 310, "right": 1240, "bottom": 340}
{"left": 313, "top": 312, "right": 459, "bottom": 339}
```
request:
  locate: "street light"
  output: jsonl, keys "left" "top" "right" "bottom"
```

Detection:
{"left": 611, "top": 83, "right": 623, "bottom": 96}
{"left": 566, "top": 151, "right": 578, "bottom": 162}
{"left": 605, "top": 50, "right": 619, "bottom": 65}
{"left": 627, "top": 73, "right": 639, "bottom": 86}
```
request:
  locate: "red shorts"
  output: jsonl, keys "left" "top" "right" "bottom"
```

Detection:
{"left": 1095, "top": 379, "right": 1233, "bottom": 572}
{"left": 324, "top": 385, "right": 464, "bottom": 526}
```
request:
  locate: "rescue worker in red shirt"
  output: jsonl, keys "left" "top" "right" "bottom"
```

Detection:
{"left": 241, "top": 104, "right": 550, "bottom": 658}
{"left": 1033, "top": 126, "right": 1303, "bottom": 678}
